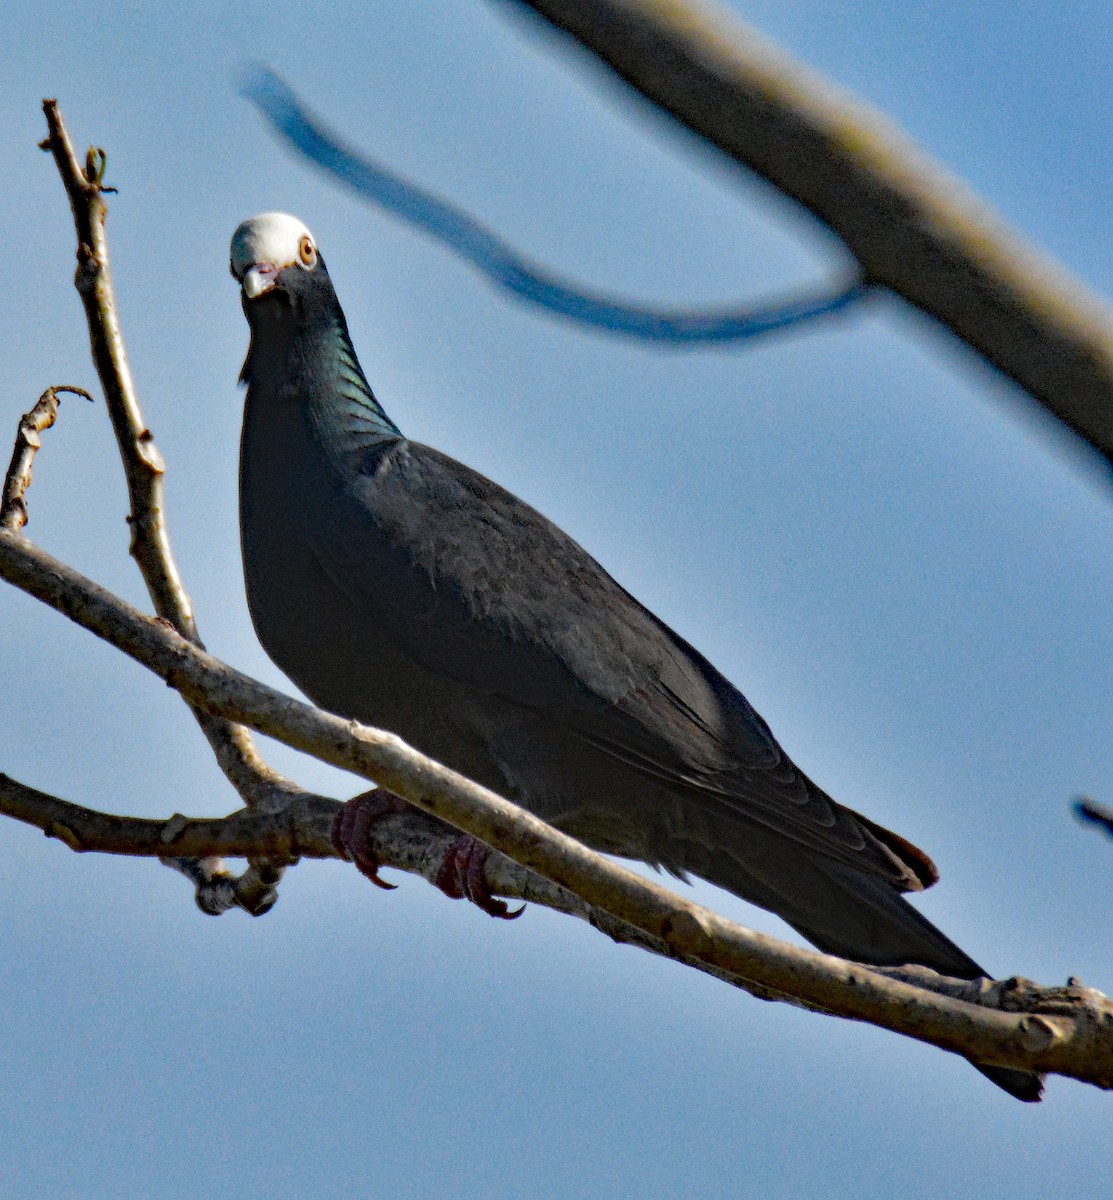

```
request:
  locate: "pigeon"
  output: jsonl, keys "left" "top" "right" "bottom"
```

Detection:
{"left": 231, "top": 212, "right": 1041, "bottom": 1102}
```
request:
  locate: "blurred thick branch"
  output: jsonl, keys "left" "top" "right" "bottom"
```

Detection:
{"left": 505, "top": 0, "right": 1113, "bottom": 465}
{"left": 1075, "top": 797, "right": 1113, "bottom": 840}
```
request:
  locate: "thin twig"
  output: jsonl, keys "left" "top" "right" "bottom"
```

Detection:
{"left": 505, "top": 0, "right": 1113, "bottom": 467}
{"left": 0, "top": 525, "right": 1110, "bottom": 1088}
{"left": 38, "top": 111, "right": 194, "bottom": 633}
{"left": 38, "top": 100, "right": 306, "bottom": 815}
{"left": 35, "top": 103, "right": 333, "bottom": 916}
{"left": 0, "top": 386, "right": 92, "bottom": 532}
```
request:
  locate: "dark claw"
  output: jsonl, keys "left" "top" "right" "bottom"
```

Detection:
{"left": 332, "top": 789, "right": 412, "bottom": 890}
{"left": 334, "top": 792, "right": 524, "bottom": 918}
{"left": 435, "top": 834, "right": 525, "bottom": 920}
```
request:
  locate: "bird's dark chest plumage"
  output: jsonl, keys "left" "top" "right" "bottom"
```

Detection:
{"left": 238, "top": 332, "right": 501, "bottom": 789}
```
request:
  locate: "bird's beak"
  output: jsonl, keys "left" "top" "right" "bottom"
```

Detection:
{"left": 242, "top": 262, "right": 280, "bottom": 299}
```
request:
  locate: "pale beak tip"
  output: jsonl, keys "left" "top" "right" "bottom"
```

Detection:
{"left": 243, "top": 263, "right": 279, "bottom": 299}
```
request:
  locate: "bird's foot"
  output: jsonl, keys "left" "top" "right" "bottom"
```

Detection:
{"left": 331, "top": 788, "right": 410, "bottom": 890}
{"left": 436, "top": 834, "right": 525, "bottom": 921}
{"left": 333, "top": 791, "right": 524, "bottom": 920}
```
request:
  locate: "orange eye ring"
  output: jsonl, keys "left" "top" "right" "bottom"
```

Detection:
{"left": 298, "top": 234, "right": 317, "bottom": 267}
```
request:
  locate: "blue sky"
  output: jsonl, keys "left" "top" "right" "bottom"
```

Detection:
{"left": 1, "top": 1, "right": 1110, "bottom": 1195}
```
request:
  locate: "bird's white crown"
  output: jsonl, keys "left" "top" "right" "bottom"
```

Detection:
{"left": 231, "top": 212, "right": 317, "bottom": 277}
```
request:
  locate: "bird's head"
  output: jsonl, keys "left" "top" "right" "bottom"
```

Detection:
{"left": 231, "top": 213, "right": 345, "bottom": 385}
{"left": 230, "top": 212, "right": 326, "bottom": 306}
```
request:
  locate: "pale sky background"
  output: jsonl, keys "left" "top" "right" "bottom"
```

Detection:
{"left": 2, "top": 2, "right": 1111, "bottom": 1196}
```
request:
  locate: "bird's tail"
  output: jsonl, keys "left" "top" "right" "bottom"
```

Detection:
{"left": 686, "top": 838, "right": 1044, "bottom": 1102}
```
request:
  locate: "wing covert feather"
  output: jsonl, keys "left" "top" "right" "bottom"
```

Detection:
{"left": 309, "top": 440, "right": 933, "bottom": 889}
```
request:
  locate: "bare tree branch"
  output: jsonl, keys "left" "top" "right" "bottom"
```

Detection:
{"left": 0, "top": 375, "right": 285, "bottom": 914}
{"left": 503, "top": 0, "right": 1113, "bottom": 467}
{"left": 0, "top": 759, "right": 1100, "bottom": 1026}
{"left": 0, "top": 771, "right": 336, "bottom": 859}
{"left": 0, "top": 386, "right": 92, "bottom": 533}
{"left": 35, "top": 101, "right": 364, "bottom": 911}
{"left": 1, "top": 524, "right": 1111, "bottom": 1088}
{"left": 38, "top": 100, "right": 309, "bottom": 814}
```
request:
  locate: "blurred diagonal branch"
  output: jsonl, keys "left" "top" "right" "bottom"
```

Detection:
{"left": 501, "top": 0, "right": 1113, "bottom": 466}
{"left": 244, "top": 67, "right": 867, "bottom": 345}
{"left": 1075, "top": 797, "right": 1113, "bottom": 840}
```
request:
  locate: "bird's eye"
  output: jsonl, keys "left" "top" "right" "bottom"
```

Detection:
{"left": 298, "top": 235, "right": 317, "bottom": 267}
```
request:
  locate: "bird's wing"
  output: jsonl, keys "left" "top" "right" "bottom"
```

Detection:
{"left": 311, "top": 440, "right": 934, "bottom": 890}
